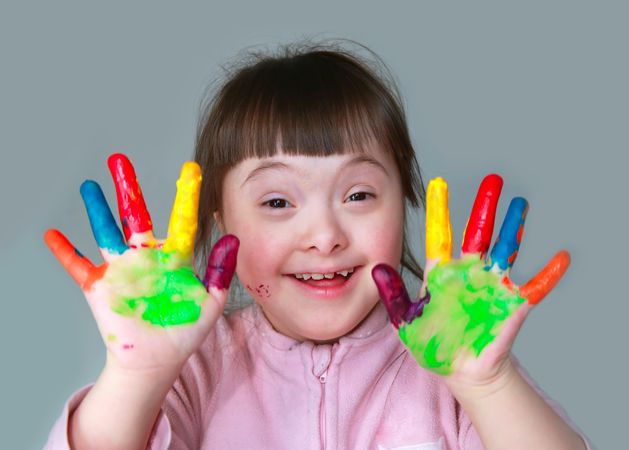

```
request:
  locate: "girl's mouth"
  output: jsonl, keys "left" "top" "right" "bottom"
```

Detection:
{"left": 286, "top": 266, "right": 361, "bottom": 299}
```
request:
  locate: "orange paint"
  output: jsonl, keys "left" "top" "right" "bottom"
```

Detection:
{"left": 520, "top": 250, "right": 571, "bottom": 305}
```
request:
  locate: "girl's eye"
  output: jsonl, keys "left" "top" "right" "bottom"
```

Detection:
{"left": 264, "top": 198, "right": 291, "bottom": 208}
{"left": 347, "top": 192, "right": 374, "bottom": 202}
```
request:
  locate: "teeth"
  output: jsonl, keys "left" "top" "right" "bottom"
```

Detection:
{"left": 293, "top": 268, "right": 355, "bottom": 280}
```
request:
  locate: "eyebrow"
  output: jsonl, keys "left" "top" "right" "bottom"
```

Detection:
{"left": 241, "top": 154, "right": 390, "bottom": 187}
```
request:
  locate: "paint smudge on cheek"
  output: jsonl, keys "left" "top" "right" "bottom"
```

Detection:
{"left": 122, "top": 343, "right": 135, "bottom": 350}
{"left": 246, "top": 284, "right": 271, "bottom": 299}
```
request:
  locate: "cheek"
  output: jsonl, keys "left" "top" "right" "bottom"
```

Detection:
{"left": 232, "top": 224, "right": 290, "bottom": 296}
{"left": 357, "top": 209, "right": 405, "bottom": 265}
{"left": 371, "top": 225, "right": 404, "bottom": 263}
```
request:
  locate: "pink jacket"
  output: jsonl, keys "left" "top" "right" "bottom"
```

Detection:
{"left": 45, "top": 302, "right": 590, "bottom": 449}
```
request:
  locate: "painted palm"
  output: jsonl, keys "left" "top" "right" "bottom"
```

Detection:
{"left": 45, "top": 154, "right": 238, "bottom": 370}
{"left": 372, "top": 174, "right": 570, "bottom": 375}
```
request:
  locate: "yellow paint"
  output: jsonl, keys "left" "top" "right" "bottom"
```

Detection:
{"left": 426, "top": 177, "right": 452, "bottom": 263}
{"left": 163, "top": 162, "right": 202, "bottom": 255}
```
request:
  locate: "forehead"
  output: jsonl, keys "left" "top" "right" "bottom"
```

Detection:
{"left": 229, "top": 142, "right": 397, "bottom": 184}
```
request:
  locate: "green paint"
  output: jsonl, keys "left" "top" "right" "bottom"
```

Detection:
{"left": 107, "top": 333, "right": 117, "bottom": 342}
{"left": 103, "top": 248, "right": 207, "bottom": 327}
{"left": 399, "top": 255, "right": 524, "bottom": 375}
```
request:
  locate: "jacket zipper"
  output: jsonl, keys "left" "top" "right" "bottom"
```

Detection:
{"left": 319, "top": 369, "right": 327, "bottom": 449}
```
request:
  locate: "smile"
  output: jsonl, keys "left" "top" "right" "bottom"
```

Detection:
{"left": 286, "top": 266, "right": 361, "bottom": 299}
{"left": 293, "top": 268, "right": 354, "bottom": 280}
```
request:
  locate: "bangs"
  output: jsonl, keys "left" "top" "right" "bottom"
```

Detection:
{"left": 211, "top": 52, "right": 392, "bottom": 165}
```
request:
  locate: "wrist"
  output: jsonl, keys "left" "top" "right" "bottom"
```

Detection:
{"left": 445, "top": 355, "right": 518, "bottom": 404}
{"left": 104, "top": 351, "right": 185, "bottom": 384}
{"left": 69, "top": 359, "right": 182, "bottom": 449}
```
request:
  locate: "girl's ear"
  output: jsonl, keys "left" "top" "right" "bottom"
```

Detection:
{"left": 214, "top": 211, "right": 225, "bottom": 234}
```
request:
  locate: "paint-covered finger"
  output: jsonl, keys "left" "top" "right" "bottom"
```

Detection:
{"left": 163, "top": 162, "right": 202, "bottom": 256}
{"left": 426, "top": 177, "right": 452, "bottom": 266}
{"left": 107, "top": 153, "right": 155, "bottom": 246}
{"left": 488, "top": 197, "right": 529, "bottom": 274}
{"left": 203, "top": 235, "right": 240, "bottom": 290}
{"left": 44, "top": 229, "right": 105, "bottom": 290}
{"left": 80, "top": 180, "right": 128, "bottom": 257}
{"left": 372, "top": 264, "right": 429, "bottom": 328}
{"left": 519, "top": 250, "right": 571, "bottom": 305}
{"left": 461, "top": 174, "right": 503, "bottom": 258}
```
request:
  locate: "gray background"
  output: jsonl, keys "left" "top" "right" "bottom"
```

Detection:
{"left": 1, "top": 1, "right": 624, "bottom": 448}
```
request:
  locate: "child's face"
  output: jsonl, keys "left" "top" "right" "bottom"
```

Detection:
{"left": 219, "top": 142, "right": 405, "bottom": 343}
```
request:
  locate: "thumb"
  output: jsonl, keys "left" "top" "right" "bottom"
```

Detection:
{"left": 203, "top": 234, "right": 239, "bottom": 304}
{"left": 372, "top": 264, "right": 427, "bottom": 328}
{"left": 193, "top": 235, "right": 239, "bottom": 333}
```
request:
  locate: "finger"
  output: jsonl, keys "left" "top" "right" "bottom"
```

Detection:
{"left": 44, "top": 229, "right": 106, "bottom": 290}
{"left": 519, "top": 250, "right": 571, "bottom": 305}
{"left": 203, "top": 235, "right": 240, "bottom": 290}
{"left": 488, "top": 197, "right": 529, "bottom": 274}
{"left": 80, "top": 180, "right": 128, "bottom": 257}
{"left": 163, "top": 162, "right": 202, "bottom": 256}
{"left": 107, "top": 153, "right": 155, "bottom": 247}
{"left": 372, "top": 264, "right": 428, "bottom": 328}
{"left": 461, "top": 174, "right": 503, "bottom": 258}
{"left": 425, "top": 177, "right": 452, "bottom": 268}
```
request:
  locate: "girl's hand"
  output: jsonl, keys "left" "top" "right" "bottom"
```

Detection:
{"left": 372, "top": 174, "right": 570, "bottom": 391}
{"left": 44, "top": 153, "right": 238, "bottom": 374}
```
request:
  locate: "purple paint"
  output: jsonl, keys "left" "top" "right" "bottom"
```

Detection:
{"left": 372, "top": 264, "right": 428, "bottom": 328}
{"left": 203, "top": 235, "right": 239, "bottom": 290}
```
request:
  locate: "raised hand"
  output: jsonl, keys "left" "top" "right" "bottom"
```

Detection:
{"left": 372, "top": 174, "right": 570, "bottom": 380}
{"left": 44, "top": 153, "right": 238, "bottom": 372}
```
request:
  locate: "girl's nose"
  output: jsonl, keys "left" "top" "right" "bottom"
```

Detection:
{"left": 302, "top": 208, "right": 349, "bottom": 255}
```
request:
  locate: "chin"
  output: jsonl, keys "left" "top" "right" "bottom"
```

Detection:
{"left": 297, "top": 304, "right": 377, "bottom": 343}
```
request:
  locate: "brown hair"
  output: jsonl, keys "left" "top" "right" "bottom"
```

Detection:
{"left": 194, "top": 39, "right": 426, "bottom": 297}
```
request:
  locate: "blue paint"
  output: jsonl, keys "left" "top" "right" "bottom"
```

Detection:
{"left": 489, "top": 197, "right": 528, "bottom": 271}
{"left": 80, "top": 180, "right": 128, "bottom": 255}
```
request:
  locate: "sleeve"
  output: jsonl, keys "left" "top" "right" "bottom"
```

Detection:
{"left": 457, "top": 355, "right": 594, "bottom": 450}
{"left": 43, "top": 316, "right": 229, "bottom": 450}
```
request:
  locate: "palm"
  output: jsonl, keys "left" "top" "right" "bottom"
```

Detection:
{"left": 45, "top": 153, "right": 238, "bottom": 372}
{"left": 85, "top": 246, "right": 215, "bottom": 370}
{"left": 373, "top": 174, "right": 570, "bottom": 381}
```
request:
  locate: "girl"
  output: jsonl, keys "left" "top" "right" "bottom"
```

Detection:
{"left": 44, "top": 40, "right": 590, "bottom": 449}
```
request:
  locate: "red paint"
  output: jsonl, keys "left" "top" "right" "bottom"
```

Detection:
{"left": 501, "top": 276, "right": 516, "bottom": 293}
{"left": 254, "top": 284, "right": 271, "bottom": 298}
{"left": 107, "top": 153, "right": 153, "bottom": 240}
{"left": 122, "top": 343, "right": 135, "bottom": 350}
{"left": 462, "top": 174, "right": 503, "bottom": 256}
